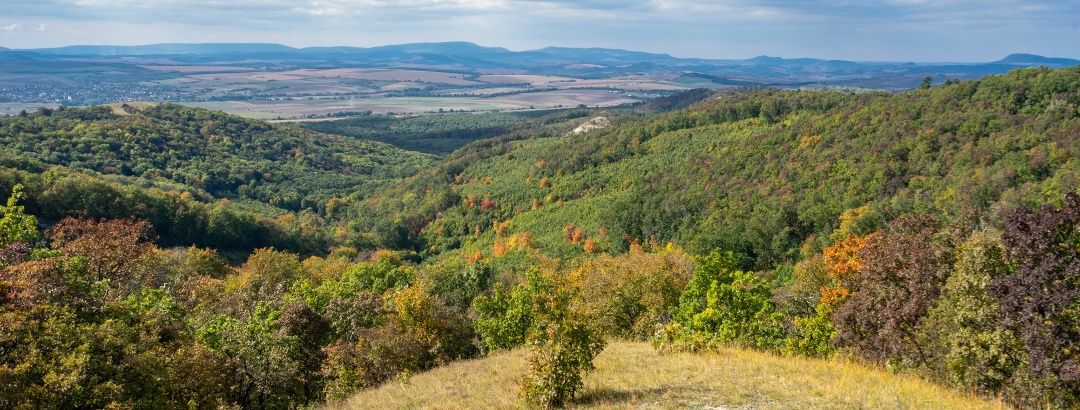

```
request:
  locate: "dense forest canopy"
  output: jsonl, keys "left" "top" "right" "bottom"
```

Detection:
{"left": 0, "top": 104, "right": 436, "bottom": 256}
{"left": 0, "top": 104, "right": 434, "bottom": 211}
{"left": 2, "top": 66, "right": 1080, "bottom": 408}
{"left": 299, "top": 110, "right": 590, "bottom": 155}
{"left": 351, "top": 66, "right": 1080, "bottom": 269}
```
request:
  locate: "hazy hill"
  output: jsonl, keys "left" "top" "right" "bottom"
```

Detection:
{"left": 28, "top": 42, "right": 298, "bottom": 56}
{"left": 11, "top": 42, "right": 1080, "bottom": 88}
{"left": 994, "top": 53, "right": 1080, "bottom": 66}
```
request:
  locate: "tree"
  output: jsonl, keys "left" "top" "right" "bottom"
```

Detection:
{"left": 833, "top": 215, "right": 951, "bottom": 367}
{"left": 197, "top": 304, "right": 311, "bottom": 409}
{"left": 571, "top": 249, "right": 693, "bottom": 339}
{"left": 920, "top": 75, "right": 934, "bottom": 89}
{"left": 47, "top": 218, "right": 155, "bottom": 294}
{"left": 231, "top": 248, "right": 304, "bottom": 308}
{"left": 276, "top": 302, "right": 331, "bottom": 405}
{"left": 0, "top": 184, "right": 38, "bottom": 248}
{"left": 660, "top": 250, "right": 786, "bottom": 351}
{"left": 991, "top": 193, "right": 1080, "bottom": 404}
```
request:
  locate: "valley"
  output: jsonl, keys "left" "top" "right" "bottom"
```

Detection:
{"left": 3, "top": 42, "right": 1078, "bottom": 120}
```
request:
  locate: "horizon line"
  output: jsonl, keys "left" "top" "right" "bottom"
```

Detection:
{"left": 3, "top": 41, "right": 1077, "bottom": 65}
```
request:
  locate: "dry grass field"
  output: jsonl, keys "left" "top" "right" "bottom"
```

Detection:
{"left": 184, "top": 89, "right": 640, "bottom": 118}
{"left": 330, "top": 342, "right": 1006, "bottom": 410}
{"left": 0, "top": 103, "right": 60, "bottom": 115}
{"left": 139, "top": 65, "right": 257, "bottom": 73}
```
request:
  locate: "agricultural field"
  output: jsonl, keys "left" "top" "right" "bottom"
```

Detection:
{"left": 0, "top": 102, "right": 59, "bottom": 115}
{"left": 0, "top": 62, "right": 677, "bottom": 117}
{"left": 184, "top": 89, "right": 641, "bottom": 118}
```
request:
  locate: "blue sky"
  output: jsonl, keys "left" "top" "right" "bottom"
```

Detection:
{"left": 0, "top": 0, "right": 1077, "bottom": 61}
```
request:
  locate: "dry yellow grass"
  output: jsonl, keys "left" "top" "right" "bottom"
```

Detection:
{"left": 105, "top": 101, "right": 158, "bottom": 115}
{"left": 328, "top": 341, "right": 1007, "bottom": 410}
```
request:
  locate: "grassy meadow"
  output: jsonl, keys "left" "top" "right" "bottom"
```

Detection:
{"left": 333, "top": 342, "right": 1005, "bottom": 410}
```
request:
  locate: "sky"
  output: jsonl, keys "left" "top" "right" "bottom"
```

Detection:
{"left": 0, "top": 0, "right": 1078, "bottom": 61}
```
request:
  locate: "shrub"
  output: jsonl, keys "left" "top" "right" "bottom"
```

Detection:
{"left": 785, "top": 298, "right": 839, "bottom": 358}
{"left": 658, "top": 250, "right": 786, "bottom": 351}
{"left": 387, "top": 281, "right": 476, "bottom": 363}
{"left": 430, "top": 261, "right": 494, "bottom": 311}
{"left": 921, "top": 230, "right": 1021, "bottom": 394}
{"left": 775, "top": 254, "right": 830, "bottom": 317}
{"left": 570, "top": 248, "right": 693, "bottom": 339}
{"left": 520, "top": 272, "right": 605, "bottom": 408}
{"left": 472, "top": 271, "right": 541, "bottom": 351}
{"left": 321, "top": 283, "right": 474, "bottom": 400}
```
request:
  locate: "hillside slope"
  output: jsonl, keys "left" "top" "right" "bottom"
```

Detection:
{"left": 347, "top": 66, "right": 1080, "bottom": 269}
{"left": 0, "top": 104, "right": 433, "bottom": 210}
{"left": 332, "top": 342, "right": 1003, "bottom": 409}
{"left": 0, "top": 103, "right": 434, "bottom": 254}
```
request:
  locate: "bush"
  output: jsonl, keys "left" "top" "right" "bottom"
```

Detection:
{"left": 921, "top": 230, "right": 1021, "bottom": 394}
{"left": 657, "top": 250, "right": 786, "bottom": 351}
{"left": 321, "top": 282, "right": 474, "bottom": 400}
{"left": 472, "top": 270, "right": 543, "bottom": 351}
{"left": 784, "top": 299, "right": 838, "bottom": 358}
{"left": 570, "top": 248, "right": 693, "bottom": 339}
{"left": 520, "top": 272, "right": 605, "bottom": 408}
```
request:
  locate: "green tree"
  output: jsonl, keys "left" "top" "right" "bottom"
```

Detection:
{"left": 472, "top": 272, "right": 540, "bottom": 351}
{"left": 660, "top": 250, "right": 786, "bottom": 350}
{"left": 922, "top": 230, "right": 1021, "bottom": 394}
{"left": 0, "top": 184, "right": 38, "bottom": 247}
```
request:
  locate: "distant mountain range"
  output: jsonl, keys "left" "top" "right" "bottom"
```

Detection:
{"left": 2, "top": 42, "right": 1079, "bottom": 89}
{"left": 13, "top": 41, "right": 1077, "bottom": 66}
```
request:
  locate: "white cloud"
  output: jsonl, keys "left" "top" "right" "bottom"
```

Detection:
{"left": 1, "top": 23, "right": 21, "bottom": 32}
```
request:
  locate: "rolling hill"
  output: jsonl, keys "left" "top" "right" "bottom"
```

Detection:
{"left": 0, "top": 103, "right": 433, "bottom": 254}
{"left": 348, "top": 66, "right": 1080, "bottom": 269}
{"left": 0, "top": 103, "right": 433, "bottom": 209}
{"left": 994, "top": 53, "right": 1080, "bottom": 66}
{"left": 332, "top": 342, "right": 1003, "bottom": 409}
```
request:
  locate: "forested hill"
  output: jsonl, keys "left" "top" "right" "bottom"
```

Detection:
{"left": 0, "top": 104, "right": 433, "bottom": 255}
{"left": 0, "top": 104, "right": 433, "bottom": 210}
{"left": 351, "top": 66, "right": 1080, "bottom": 268}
